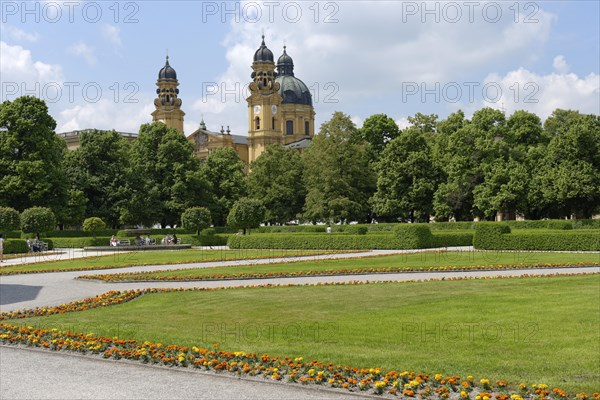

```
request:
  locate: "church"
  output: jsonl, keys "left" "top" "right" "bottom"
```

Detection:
{"left": 152, "top": 36, "right": 316, "bottom": 164}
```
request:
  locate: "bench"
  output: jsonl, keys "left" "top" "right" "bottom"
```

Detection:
{"left": 117, "top": 239, "right": 130, "bottom": 246}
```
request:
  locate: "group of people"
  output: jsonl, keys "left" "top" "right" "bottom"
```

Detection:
{"left": 109, "top": 234, "right": 179, "bottom": 246}
{"left": 161, "top": 234, "right": 178, "bottom": 245}
{"left": 26, "top": 236, "right": 44, "bottom": 253}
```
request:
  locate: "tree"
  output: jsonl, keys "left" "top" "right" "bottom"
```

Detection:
{"left": 247, "top": 144, "right": 305, "bottom": 224}
{"left": 202, "top": 147, "right": 247, "bottom": 226}
{"left": 0, "top": 207, "right": 20, "bottom": 233}
{"left": 181, "top": 207, "right": 212, "bottom": 235}
{"left": 355, "top": 114, "right": 399, "bottom": 161}
{"left": 0, "top": 96, "right": 67, "bottom": 214}
{"left": 370, "top": 128, "right": 440, "bottom": 222}
{"left": 82, "top": 217, "right": 107, "bottom": 239}
{"left": 63, "top": 129, "right": 130, "bottom": 227}
{"left": 227, "top": 198, "right": 265, "bottom": 234}
{"left": 123, "top": 122, "right": 209, "bottom": 227}
{"left": 302, "top": 112, "right": 375, "bottom": 224}
{"left": 20, "top": 207, "right": 57, "bottom": 237}
{"left": 56, "top": 189, "right": 88, "bottom": 229}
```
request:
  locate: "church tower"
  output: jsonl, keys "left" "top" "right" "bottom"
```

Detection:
{"left": 247, "top": 35, "right": 283, "bottom": 162}
{"left": 151, "top": 55, "right": 185, "bottom": 133}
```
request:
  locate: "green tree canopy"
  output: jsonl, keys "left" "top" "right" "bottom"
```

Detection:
{"left": 181, "top": 207, "right": 212, "bottom": 235}
{"left": 371, "top": 128, "right": 440, "bottom": 222}
{"left": 63, "top": 129, "right": 130, "bottom": 227}
{"left": 355, "top": 114, "right": 399, "bottom": 161}
{"left": 202, "top": 147, "right": 247, "bottom": 226}
{"left": 0, "top": 96, "right": 67, "bottom": 214}
{"left": 0, "top": 207, "right": 20, "bottom": 232}
{"left": 123, "top": 123, "right": 209, "bottom": 227}
{"left": 227, "top": 197, "right": 265, "bottom": 234}
{"left": 20, "top": 207, "right": 57, "bottom": 237}
{"left": 302, "top": 112, "right": 375, "bottom": 224}
{"left": 247, "top": 144, "right": 305, "bottom": 224}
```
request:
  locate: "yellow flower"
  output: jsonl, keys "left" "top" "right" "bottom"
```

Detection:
{"left": 435, "top": 373, "right": 443, "bottom": 381}
{"left": 461, "top": 391, "right": 468, "bottom": 399}
{"left": 467, "top": 375, "right": 474, "bottom": 381}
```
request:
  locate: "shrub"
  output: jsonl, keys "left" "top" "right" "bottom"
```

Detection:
{"left": 47, "top": 237, "right": 108, "bottom": 248}
{"left": 181, "top": 207, "right": 212, "bottom": 235}
{"left": 179, "top": 233, "right": 230, "bottom": 246}
{"left": 82, "top": 217, "right": 107, "bottom": 238}
{"left": 20, "top": 207, "right": 57, "bottom": 237}
{"left": 394, "top": 225, "right": 434, "bottom": 248}
{"left": 0, "top": 207, "right": 20, "bottom": 232}
{"left": 431, "top": 232, "right": 474, "bottom": 247}
{"left": 3, "top": 239, "right": 29, "bottom": 254}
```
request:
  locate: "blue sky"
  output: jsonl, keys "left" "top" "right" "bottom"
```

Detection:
{"left": 1, "top": 1, "right": 598, "bottom": 135}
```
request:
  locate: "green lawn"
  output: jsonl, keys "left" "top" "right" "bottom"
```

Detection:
{"left": 0, "top": 249, "right": 339, "bottom": 275}
{"left": 89, "top": 250, "right": 600, "bottom": 281}
{"left": 17, "top": 275, "right": 600, "bottom": 392}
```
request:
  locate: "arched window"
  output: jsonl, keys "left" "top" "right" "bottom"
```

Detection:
{"left": 305, "top": 121, "right": 310, "bottom": 135}
{"left": 255, "top": 117, "right": 260, "bottom": 130}
{"left": 286, "top": 120, "right": 294, "bottom": 135}
{"left": 272, "top": 117, "right": 275, "bottom": 129}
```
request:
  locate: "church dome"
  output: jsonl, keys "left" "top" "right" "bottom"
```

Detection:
{"left": 158, "top": 56, "right": 177, "bottom": 80}
{"left": 253, "top": 35, "right": 274, "bottom": 63}
{"left": 275, "top": 75, "right": 312, "bottom": 106}
{"left": 276, "top": 46, "right": 294, "bottom": 76}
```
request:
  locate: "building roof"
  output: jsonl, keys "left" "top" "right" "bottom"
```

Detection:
{"left": 275, "top": 46, "right": 312, "bottom": 106}
{"left": 284, "top": 138, "right": 312, "bottom": 149}
{"left": 158, "top": 56, "right": 177, "bottom": 80}
{"left": 56, "top": 129, "right": 138, "bottom": 140}
{"left": 189, "top": 127, "right": 248, "bottom": 145}
{"left": 253, "top": 35, "right": 274, "bottom": 63}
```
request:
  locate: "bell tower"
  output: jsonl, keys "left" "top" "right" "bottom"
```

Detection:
{"left": 151, "top": 55, "right": 185, "bottom": 133}
{"left": 247, "top": 35, "right": 283, "bottom": 162}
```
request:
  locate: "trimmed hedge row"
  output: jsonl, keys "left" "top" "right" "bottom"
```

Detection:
{"left": 3, "top": 239, "right": 30, "bottom": 254}
{"left": 179, "top": 233, "right": 230, "bottom": 246}
{"left": 37, "top": 229, "right": 118, "bottom": 238}
{"left": 47, "top": 237, "right": 109, "bottom": 248}
{"left": 474, "top": 223, "right": 600, "bottom": 251}
{"left": 227, "top": 230, "right": 473, "bottom": 250}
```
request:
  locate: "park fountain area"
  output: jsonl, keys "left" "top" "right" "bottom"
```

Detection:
{"left": 83, "top": 228, "right": 192, "bottom": 251}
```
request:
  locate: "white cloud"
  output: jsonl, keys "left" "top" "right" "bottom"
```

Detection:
{"left": 102, "top": 25, "right": 122, "bottom": 47}
{"left": 68, "top": 41, "right": 96, "bottom": 66}
{"left": 480, "top": 63, "right": 599, "bottom": 119}
{"left": 553, "top": 55, "right": 570, "bottom": 73}
{"left": 56, "top": 99, "right": 154, "bottom": 133}
{"left": 2, "top": 25, "right": 39, "bottom": 42}
{"left": 395, "top": 117, "right": 412, "bottom": 131}
{"left": 183, "top": 1, "right": 558, "bottom": 135}
{"left": 350, "top": 115, "right": 363, "bottom": 128}
{"left": 0, "top": 41, "right": 64, "bottom": 100}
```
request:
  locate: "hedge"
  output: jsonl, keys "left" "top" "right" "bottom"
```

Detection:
{"left": 474, "top": 223, "right": 600, "bottom": 251}
{"left": 179, "top": 233, "right": 230, "bottom": 246}
{"left": 227, "top": 231, "right": 473, "bottom": 250}
{"left": 41, "top": 229, "right": 119, "bottom": 238}
{"left": 255, "top": 225, "right": 327, "bottom": 233}
{"left": 394, "top": 225, "right": 433, "bottom": 248}
{"left": 47, "top": 237, "right": 108, "bottom": 248}
{"left": 3, "top": 239, "right": 30, "bottom": 254}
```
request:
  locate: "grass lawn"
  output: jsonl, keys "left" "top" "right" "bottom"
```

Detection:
{"left": 88, "top": 250, "right": 600, "bottom": 281}
{"left": 17, "top": 275, "right": 600, "bottom": 392}
{"left": 0, "top": 249, "right": 340, "bottom": 275}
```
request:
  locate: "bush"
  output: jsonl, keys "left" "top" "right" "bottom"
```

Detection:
{"left": 82, "top": 217, "right": 107, "bottom": 238}
{"left": 40, "top": 229, "right": 119, "bottom": 238}
{"left": 179, "top": 233, "right": 230, "bottom": 246}
{"left": 0, "top": 207, "right": 20, "bottom": 232}
{"left": 20, "top": 207, "right": 57, "bottom": 236}
{"left": 227, "top": 198, "right": 266, "bottom": 234}
{"left": 3, "top": 239, "right": 29, "bottom": 254}
{"left": 431, "top": 231, "right": 474, "bottom": 247}
{"left": 345, "top": 225, "right": 368, "bottom": 235}
{"left": 394, "top": 225, "right": 434, "bottom": 248}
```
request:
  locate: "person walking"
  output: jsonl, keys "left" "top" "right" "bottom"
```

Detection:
{"left": 0, "top": 233, "right": 4, "bottom": 263}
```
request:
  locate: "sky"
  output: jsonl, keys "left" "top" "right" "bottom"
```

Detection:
{"left": 1, "top": 1, "right": 599, "bottom": 136}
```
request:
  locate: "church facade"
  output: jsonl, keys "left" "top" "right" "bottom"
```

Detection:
{"left": 162, "top": 36, "right": 315, "bottom": 164}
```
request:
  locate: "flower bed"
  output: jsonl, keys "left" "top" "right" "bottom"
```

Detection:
{"left": 78, "top": 262, "right": 600, "bottom": 282}
{"left": 1, "top": 274, "right": 599, "bottom": 399}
